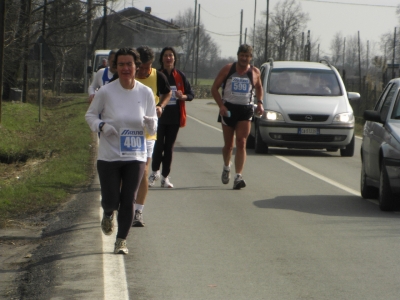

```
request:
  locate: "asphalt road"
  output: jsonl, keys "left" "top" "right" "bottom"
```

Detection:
{"left": 9, "top": 99, "right": 400, "bottom": 300}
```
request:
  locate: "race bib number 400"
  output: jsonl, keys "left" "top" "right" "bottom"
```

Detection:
{"left": 119, "top": 128, "right": 145, "bottom": 157}
{"left": 231, "top": 77, "right": 250, "bottom": 95}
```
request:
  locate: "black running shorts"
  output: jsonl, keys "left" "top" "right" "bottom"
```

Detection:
{"left": 217, "top": 102, "right": 254, "bottom": 128}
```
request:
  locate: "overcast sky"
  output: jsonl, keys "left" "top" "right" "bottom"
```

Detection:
{"left": 113, "top": 0, "right": 399, "bottom": 59}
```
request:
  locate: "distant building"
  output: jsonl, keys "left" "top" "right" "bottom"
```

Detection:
{"left": 92, "top": 6, "right": 186, "bottom": 67}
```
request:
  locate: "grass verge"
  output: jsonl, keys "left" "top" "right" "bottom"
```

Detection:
{"left": 0, "top": 95, "right": 95, "bottom": 228}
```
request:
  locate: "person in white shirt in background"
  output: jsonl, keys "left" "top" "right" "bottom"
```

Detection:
{"left": 85, "top": 47, "right": 157, "bottom": 255}
{"left": 88, "top": 49, "right": 118, "bottom": 104}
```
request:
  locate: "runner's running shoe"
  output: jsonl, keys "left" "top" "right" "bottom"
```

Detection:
{"left": 221, "top": 162, "right": 231, "bottom": 184}
{"left": 148, "top": 171, "right": 160, "bottom": 187}
{"left": 114, "top": 238, "right": 128, "bottom": 254}
{"left": 132, "top": 209, "right": 145, "bottom": 227}
{"left": 161, "top": 176, "right": 174, "bottom": 188}
{"left": 101, "top": 212, "right": 114, "bottom": 236}
{"left": 233, "top": 174, "right": 246, "bottom": 190}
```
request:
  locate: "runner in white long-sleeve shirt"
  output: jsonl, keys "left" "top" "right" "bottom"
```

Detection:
{"left": 85, "top": 47, "right": 157, "bottom": 255}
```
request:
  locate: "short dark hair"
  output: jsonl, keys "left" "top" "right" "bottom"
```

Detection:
{"left": 115, "top": 47, "right": 142, "bottom": 67}
{"left": 237, "top": 44, "right": 253, "bottom": 56}
{"left": 159, "top": 46, "right": 177, "bottom": 68}
{"left": 137, "top": 46, "right": 155, "bottom": 64}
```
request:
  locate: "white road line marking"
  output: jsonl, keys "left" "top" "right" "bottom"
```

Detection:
{"left": 188, "top": 114, "right": 362, "bottom": 197}
{"left": 187, "top": 114, "right": 222, "bottom": 131}
{"left": 275, "top": 155, "right": 361, "bottom": 196}
{"left": 99, "top": 197, "right": 130, "bottom": 300}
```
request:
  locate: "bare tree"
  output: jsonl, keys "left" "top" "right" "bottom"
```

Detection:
{"left": 268, "top": 0, "right": 309, "bottom": 60}
{"left": 3, "top": 0, "right": 34, "bottom": 100}
{"left": 174, "top": 8, "right": 196, "bottom": 73}
{"left": 174, "top": 8, "right": 220, "bottom": 78}
{"left": 45, "top": 0, "right": 86, "bottom": 95}
{"left": 249, "top": 0, "right": 309, "bottom": 64}
{"left": 330, "top": 32, "right": 343, "bottom": 65}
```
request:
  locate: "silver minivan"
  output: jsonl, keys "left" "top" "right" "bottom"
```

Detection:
{"left": 248, "top": 60, "right": 360, "bottom": 156}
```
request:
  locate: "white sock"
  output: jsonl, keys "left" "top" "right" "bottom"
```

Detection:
{"left": 134, "top": 204, "right": 144, "bottom": 212}
{"left": 224, "top": 162, "right": 231, "bottom": 170}
{"left": 235, "top": 173, "right": 241, "bottom": 178}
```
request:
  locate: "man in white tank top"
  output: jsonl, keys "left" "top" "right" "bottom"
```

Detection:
{"left": 211, "top": 44, "right": 264, "bottom": 190}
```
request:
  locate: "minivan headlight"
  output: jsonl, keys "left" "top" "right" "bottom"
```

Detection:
{"left": 262, "top": 110, "right": 285, "bottom": 121}
{"left": 333, "top": 112, "right": 354, "bottom": 124}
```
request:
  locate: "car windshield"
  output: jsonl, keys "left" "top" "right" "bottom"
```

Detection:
{"left": 268, "top": 68, "right": 342, "bottom": 96}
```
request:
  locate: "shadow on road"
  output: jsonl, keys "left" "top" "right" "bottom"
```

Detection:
{"left": 253, "top": 195, "right": 400, "bottom": 218}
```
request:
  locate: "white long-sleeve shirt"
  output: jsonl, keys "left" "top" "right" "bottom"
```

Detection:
{"left": 85, "top": 79, "right": 157, "bottom": 162}
{"left": 88, "top": 68, "right": 114, "bottom": 96}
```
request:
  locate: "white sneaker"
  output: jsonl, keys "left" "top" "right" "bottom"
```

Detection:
{"left": 161, "top": 176, "right": 174, "bottom": 188}
{"left": 148, "top": 170, "right": 160, "bottom": 187}
{"left": 221, "top": 162, "right": 232, "bottom": 184}
{"left": 114, "top": 238, "right": 128, "bottom": 254}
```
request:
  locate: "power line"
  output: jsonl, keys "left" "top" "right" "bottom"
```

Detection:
{"left": 300, "top": 0, "right": 397, "bottom": 7}
{"left": 200, "top": 5, "right": 239, "bottom": 20}
{"left": 205, "top": 29, "right": 240, "bottom": 37}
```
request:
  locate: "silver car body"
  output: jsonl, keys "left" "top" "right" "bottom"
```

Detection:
{"left": 361, "top": 78, "right": 400, "bottom": 210}
{"left": 250, "top": 60, "right": 359, "bottom": 156}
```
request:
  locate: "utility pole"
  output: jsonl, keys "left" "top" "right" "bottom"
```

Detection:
{"left": 358, "top": 31, "right": 362, "bottom": 91}
{"left": 253, "top": 0, "right": 256, "bottom": 49}
{"left": 244, "top": 28, "right": 247, "bottom": 45}
{"left": 367, "top": 40, "right": 369, "bottom": 74}
{"left": 191, "top": 0, "right": 197, "bottom": 85}
{"left": 22, "top": 0, "right": 32, "bottom": 103}
{"left": 103, "top": 0, "right": 107, "bottom": 49}
{"left": 195, "top": 4, "right": 200, "bottom": 85}
{"left": 42, "top": 0, "right": 47, "bottom": 37}
{"left": 239, "top": 9, "right": 243, "bottom": 45}
{"left": 306, "top": 30, "right": 311, "bottom": 61}
{"left": 0, "top": 0, "right": 5, "bottom": 123}
{"left": 264, "top": 0, "right": 269, "bottom": 61}
{"left": 392, "top": 27, "right": 396, "bottom": 79}
{"left": 85, "top": 0, "right": 93, "bottom": 92}
{"left": 342, "top": 37, "right": 346, "bottom": 77}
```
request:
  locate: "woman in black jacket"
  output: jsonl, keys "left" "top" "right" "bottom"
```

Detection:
{"left": 148, "top": 46, "right": 195, "bottom": 188}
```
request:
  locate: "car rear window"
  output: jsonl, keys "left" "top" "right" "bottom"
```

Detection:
{"left": 268, "top": 68, "right": 342, "bottom": 96}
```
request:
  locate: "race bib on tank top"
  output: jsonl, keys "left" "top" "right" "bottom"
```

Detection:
{"left": 231, "top": 77, "right": 251, "bottom": 95}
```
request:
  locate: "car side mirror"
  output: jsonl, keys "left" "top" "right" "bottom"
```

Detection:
{"left": 364, "top": 110, "right": 383, "bottom": 124}
{"left": 347, "top": 92, "right": 360, "bottom": 101}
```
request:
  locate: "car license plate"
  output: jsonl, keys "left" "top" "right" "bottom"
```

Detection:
{"left": 298, "top": 128, "right": 319, "bottom": 135}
